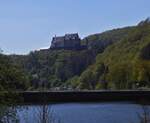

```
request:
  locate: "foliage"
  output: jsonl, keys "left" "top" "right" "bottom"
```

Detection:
{"left": 78, "top": 19, "right": 150, "bottom": 90}
{"left": 0, "top": 54, "right": 29, "bottom": 91}
{"left": 66, "top": 76, "right": 80, "bottom": 89}
{"left": 11, "top": 49, "right": 96, "bottom": 89}
{"left": 3, "top": 18, "right": 150, "bottom": 90}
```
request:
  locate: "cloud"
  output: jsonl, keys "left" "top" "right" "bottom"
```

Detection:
{"left": 37, "top": 46, "right": 50, "bottom": 51}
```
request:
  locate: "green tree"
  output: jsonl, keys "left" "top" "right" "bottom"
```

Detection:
{"left": 66, "top": 76, "right": 79, "bottom": 89}
{"left": 133, "top": 60, "right": 150, "bottom": 88}
{"left": 107, "top": 63, "right": 133, "bottom": 89}
{"left": 0, "top": 54, "right": 29, "bottom": 91}
{"left": 79, "top": 67, "right": 95, "bottom": 90}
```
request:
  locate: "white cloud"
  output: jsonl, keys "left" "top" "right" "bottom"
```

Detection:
{"left": 37, "top": 46, "right": 50, "bottom": 51}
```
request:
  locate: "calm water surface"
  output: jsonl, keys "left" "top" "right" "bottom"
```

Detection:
{"left": 13, "top": 102, "right": 150, "bottom": 123}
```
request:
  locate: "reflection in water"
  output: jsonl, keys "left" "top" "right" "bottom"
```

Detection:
{"left": 137, "top": 105, "right": 150, "bottom": 123}
{"left": 0, "top": 105, "right": 19, "bottom": 123}
{"left": 0, "top": 105, "right": 61, "bottom": 123}
{"left": 34, "top": 105, "right": 61, "bottom": 123}
{"left": 0, "top": 103, "right": 150, "bottom": 123}
{"left": 17, "top": 104, "right": 61, "bottom": 123}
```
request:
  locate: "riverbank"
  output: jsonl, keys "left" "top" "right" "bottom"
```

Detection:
{"left": 1, "top": 90, "right": 150, "bottom": 104}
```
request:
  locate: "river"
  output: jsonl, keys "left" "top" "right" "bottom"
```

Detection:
{"left": 5, "top": 102, "right": 148, "bottom": 123}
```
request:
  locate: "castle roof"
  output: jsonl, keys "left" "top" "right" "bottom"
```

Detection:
{"left": 65, "top": 33, "right": 79, "bottom": 40}
{"left": 52, "top": 33, "right": 80, "bottom": 43}
{"left": 53, "top": 36, "right": 64, "bottom": 42}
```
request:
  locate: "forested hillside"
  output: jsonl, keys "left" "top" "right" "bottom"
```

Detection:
{"left": 1, "top": 18, "right": 150, "bottom": 91}
{"left": 0, "top": 53, "right": 29, "bottom": 91}
{"left": 11, "top": 24, "right": 134, "bottom": 90}
{"left": 78, "top": 18, "right": 150, "bottom": 90}
{"left": 11, "top": 49, "right": 97, "bottom": 90}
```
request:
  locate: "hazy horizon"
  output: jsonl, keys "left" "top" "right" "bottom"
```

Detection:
{"left": 0, "top": 0, "right": 150, "bottom": 55}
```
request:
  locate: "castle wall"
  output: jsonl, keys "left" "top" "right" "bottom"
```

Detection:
{"left": 64, "top": 39, "right": 80, "bottom": 49}
{"left": 50, "top": 33, "right": 87, "bottom": 50}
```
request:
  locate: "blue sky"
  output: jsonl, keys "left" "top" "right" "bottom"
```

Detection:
{"left": 0, "top": 0, "right": 150, "bottom": 54}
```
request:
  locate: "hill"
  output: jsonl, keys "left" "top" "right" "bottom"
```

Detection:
{"left": 78, "top": 19, "right": 150, "bottom": 90}
{"left": 12, "top": 24, "right": 134, "bottom": 90}
{"left": 11, "top": 49, "right": 97, "bottom": 90}
{"left": 3, "top": 18, "right": 150, "bottom": 90}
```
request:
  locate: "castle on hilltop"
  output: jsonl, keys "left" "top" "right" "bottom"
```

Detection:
{"left": 50, "top": 33, "right": 87, "bottom": 50}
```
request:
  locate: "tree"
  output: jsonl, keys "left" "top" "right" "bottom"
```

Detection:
{"left": 133, "top": 60, "right": 150, "bottom": 88}
{"left": 0, "top": 54, "right": 29, "bottom": 91}
{"left": 107, "top": 63, "right": 133, "bottom": 89}
{"left": 79, "top": 67, "right": 96, "bottom": 90}
{"left": 66, "top": 76, "right": 79, "bottom": 89}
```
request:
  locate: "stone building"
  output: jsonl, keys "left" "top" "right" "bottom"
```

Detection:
{"left": 50, "top": 33, "right": 85, "bottom": 50}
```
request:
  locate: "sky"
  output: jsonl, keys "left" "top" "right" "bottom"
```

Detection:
{"left": 0, "top": 0, "right": 150, "bottom": 54}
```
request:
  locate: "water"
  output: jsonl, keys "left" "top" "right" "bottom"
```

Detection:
{"left": 1, "top": 102, "right": 150, "bottom": 123}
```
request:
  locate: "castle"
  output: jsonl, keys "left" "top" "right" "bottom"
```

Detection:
{"left": 50, "top": 33, "right": 87, "bottom": 50}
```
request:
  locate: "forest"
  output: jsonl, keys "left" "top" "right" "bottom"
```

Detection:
{"left": 0, "top": 18, "right": 150, "bottom": 91}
